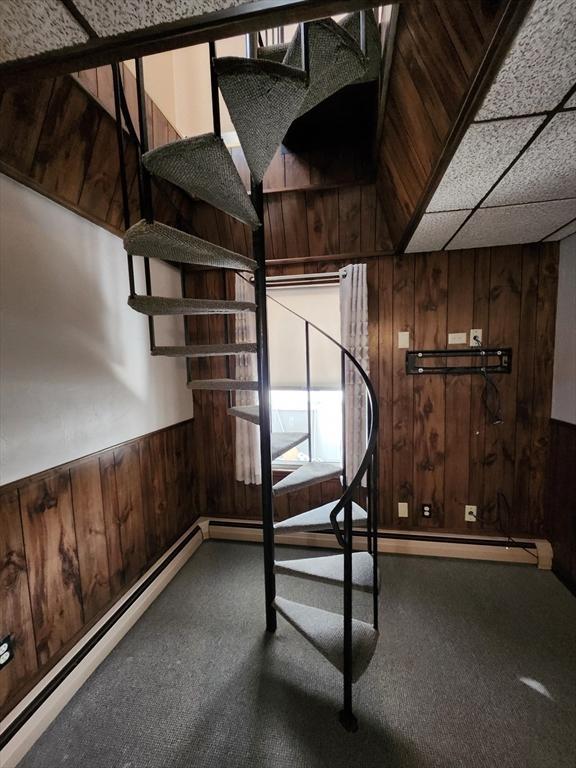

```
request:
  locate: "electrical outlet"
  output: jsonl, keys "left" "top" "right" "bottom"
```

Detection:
{"left": 422, "top": 503, "right": 432, "bottom": 518}
{"left": 398, "top": 502, "right": 409, "bottom": 518}
{"left": 0, "top": 635, "right": 13, "bottom": 668}
{"left": 465, "top": 505, "right": 478, "bottom": 522}
{"left": 470, "top": 329, "right": 482, "bottom": 346}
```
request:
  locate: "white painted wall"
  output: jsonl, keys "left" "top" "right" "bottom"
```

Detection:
{"left": 0, "top": 175, "right": 194, "bottom": 484}
{"left": 551, "top": 233, "right": 576, "bottom": 425}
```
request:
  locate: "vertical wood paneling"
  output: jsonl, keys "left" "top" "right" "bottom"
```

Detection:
{"left": 69, "top": 460, "right": 111, "bottom": 622}
{"left": 0, "top": 490, "right": 38, "bottom": 716}
{"left": 413, "top": 251, "right": 448, "bottom": 526}
{"left": 1, "top": 421, "right": 197, "bottom": 716}
{"left": 391, "top": 254, "right": 415, "bottom": 526}
{"left": 529, "top": 246, "right": 559, "bottom": 534}
{"left": 444, "top": 250, "right": 474, "bottom": 529}
{"left": 113, "top": 444, "right": 147, "bottom": 583}
{"left": 306, "top": 190, "right": 339, "bottom": 256}
{"left": 19, "top": 473, "right": 84, "bottom": 666}
{"left": 483, "top": 246, "right": 522, "bottom": 522}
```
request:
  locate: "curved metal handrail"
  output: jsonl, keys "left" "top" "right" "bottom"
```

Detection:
{"left": 238, "top": 272, "right": 378, "bottom": 548}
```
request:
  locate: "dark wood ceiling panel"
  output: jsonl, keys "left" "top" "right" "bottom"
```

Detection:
{"left": 376, "top": 0, "right": 529, "bottom": 250}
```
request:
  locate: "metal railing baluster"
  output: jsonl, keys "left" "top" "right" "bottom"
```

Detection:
{"left": 305, "top": 322, "right": 312, "bottom": 462}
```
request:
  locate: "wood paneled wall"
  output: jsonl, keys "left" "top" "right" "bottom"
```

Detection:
{"left": 545, "top": 419, "right": 576, "bottom": 594}
{"left": 184, "top": 196, "right": 558, "bottom": 539}
{"left": 190, "top": 182, "right": 392, "bottom": 265}
{"left": 0, "top": 420, "right": 198, "bottom": 717}
{"left": 377, "top": 0, "right": 511, "bottom": 247}
{"left": 0, "top": 69, "right": 194, "bottom": 237}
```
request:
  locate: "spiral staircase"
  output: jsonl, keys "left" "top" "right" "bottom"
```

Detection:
{"left": 114, "top": 10, "right": 381, "bottom": 731}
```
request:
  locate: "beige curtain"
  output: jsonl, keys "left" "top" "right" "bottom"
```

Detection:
{"left": 339, "top": 263, "right": 369, "bottom": 484}
{"left": 234, "top": 274, "right": 261, "bottom": 485}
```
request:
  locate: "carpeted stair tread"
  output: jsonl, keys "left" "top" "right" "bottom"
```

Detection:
{"left": 128, "top": 296, "right": 256, "bottom": 316}
{"left": 227, "top": 404, "right": 260, "bottom": 424}
{"left": 215, "top": 57, "right": 308, "bottom": 183}
{"left": 275, "top": 552, "right": 378, "bottom": 593}
{"left": 257, "top": 43, "right": 289, "bottom": 63}
{"left": 283, "top": 19, "right": 367, "bottom": 117}
{"left": 187, "top": 378, "right": 259, "bottom": 391}
{"left": 124, "top": 220, "right": 257, "bottom": 271}
{"left": 273, "top": 462, "right": 342, "bottom": 497}
{"left": 274, "top": 500, "right": 367, "bottom": 533}
{"left": 142, "top": 133, "right": 260, "bottom": 229}
{"left": 340, "top": 10, "right": 382, "bottom": 82}
{"left": 152, "top": 343, "right": 257, "bottom": 357}
{"left": 273, "top": 596, "right": 378, "bottom": 682}
{"left": 271, "top": 432, "right": 308, "bottom": 461}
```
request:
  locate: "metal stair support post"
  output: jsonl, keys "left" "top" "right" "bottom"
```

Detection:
{"left": 134, "top": 58, "right": 156, "bottom": 351}
{"left": 248, "top": 30, "right": 276, "bottom": 634}
{"left": 339, "top": 348, "right": 356, "bottom": 731}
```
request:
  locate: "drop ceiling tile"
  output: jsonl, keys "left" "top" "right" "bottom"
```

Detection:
{"left": 448, "top": 199, "right": 576, "bottom": 249}
{"left": 484, "top": 112, "right": 576, "bottom": 206}
{"left": 0, "top": 0, "right": 88, "bottom": 64}
{"left": 477, "top": 0, "right": 576, "bottom": 120}
{"left": 426, "top": 117, "right": 544, "bottom": 213}
{"left": 405, "top": 211, "right": 470, "bottom": 253}
{"left": 543, "top": 218, "right": 576, "bottom": 240}
{"left": 74, "top": 0, "right": 251, "bottom": 37}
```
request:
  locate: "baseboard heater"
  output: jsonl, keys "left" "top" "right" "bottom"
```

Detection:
{"left": 208, "top": 519, "right": 537, "bottom": 552}
{"left": 0, "top": 525, "right": 202, "bottom": 751}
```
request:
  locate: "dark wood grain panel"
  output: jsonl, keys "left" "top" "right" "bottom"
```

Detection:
{"left": 31, "top": 76, "right": 101, "bottom": 205}
{"left": 413, "top": 251, "right": 448, "bottom": 527}
{"left": 78, "top": 111, "right": 120, "bottom": 221}
{"left": 19, "top": 472, "right": 84, "bottom": 666}
{"left": 0, "top": 78, "right": 55, "bottom": 175}
{"left": 113, "top": 444, "right": 147, "bottom": 583}
{"left": 529, "top": 246, "right": 559, "bottom": 535}
{"left": 306, "top": 189, "right": 339, "bottom": 257}
{"left": 482, "top": 246, "right": 522, "bottom": 525}
{"left": 376, "top": 0, "right": 514, "bottom": 248}
{"left": 545, "top": 420, "right": 576, "bottom": 594}
{"left": 99, "top": 450, "right": 125, "bottom": 595}
{"left": 392, "top": 253, "right": 416, "bottom": 526}
{"left": 444, "top": 250, "right": 474, "bottom": 529}
{"left": 0, "top": 490, "right": 38, "bottom": 716}
{"left": 70, "top": 460, "right": 112, "bottom": 622}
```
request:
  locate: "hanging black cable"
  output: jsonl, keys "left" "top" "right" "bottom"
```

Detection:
{"left": 474, "top": 335, "right": 503, "bottom": 425}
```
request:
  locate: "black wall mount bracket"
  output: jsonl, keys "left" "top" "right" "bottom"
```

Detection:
{"left": 406, "top": 348, "right": 512, "bottom": 375}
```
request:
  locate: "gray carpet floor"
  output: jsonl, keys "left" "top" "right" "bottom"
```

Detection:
{"left": 18, "top": 541, "right": 576, "bottom": 768}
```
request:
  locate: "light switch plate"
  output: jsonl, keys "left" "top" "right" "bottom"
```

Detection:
{"left": 448, "top": 332, "right": 467, "bottom": 345}
{"left": 398, "top": 331, "right": 410, "bottom": 349}
{"left": 470, "top": 329, "right": 482, "bottom": 346}
{"left": 398, "top": 502, "right": 409, "bottom": 518}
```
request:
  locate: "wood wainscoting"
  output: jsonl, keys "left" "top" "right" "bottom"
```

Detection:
{"left": 546, "top": 419, "right": 576, "bottom": 594}
{"left": 0, "top": 419, "right": 198, "bottom": 718}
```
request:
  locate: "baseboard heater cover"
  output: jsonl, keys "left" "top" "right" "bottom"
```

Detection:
{"left": 208, "top": 519, "right": 538, "bottom": 551}
{"left": 0, "top": 524, "right": 202, "bottom": 752}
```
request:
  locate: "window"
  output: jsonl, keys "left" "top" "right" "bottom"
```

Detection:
{"left": 267, "top": 281, "right": 342, "bottom": 466}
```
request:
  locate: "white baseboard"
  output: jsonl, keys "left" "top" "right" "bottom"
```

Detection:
{"left": 0, "top": 524, "right": 205, "bottom": 768}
